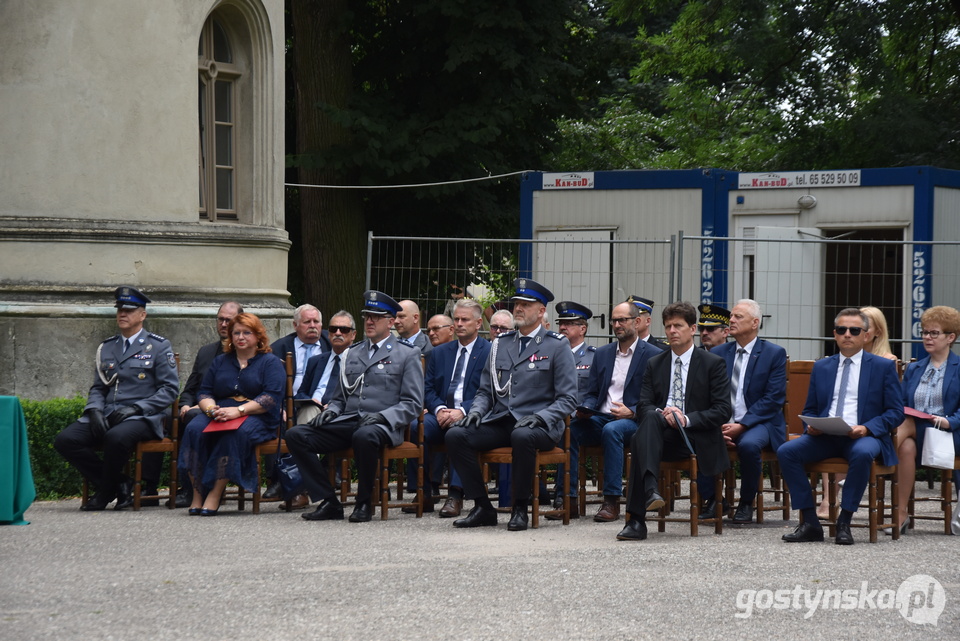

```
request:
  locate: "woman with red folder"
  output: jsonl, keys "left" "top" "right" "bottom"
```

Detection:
{"left": 178, "top": 313, "right": 285, "bottom": 515}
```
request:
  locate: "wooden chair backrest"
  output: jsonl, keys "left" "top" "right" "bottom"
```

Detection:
{"left": 785, "top": 360, "right": 815, "bottom": 437}
{"left": 284, "top": 352, "right": 294, "bottom": 430}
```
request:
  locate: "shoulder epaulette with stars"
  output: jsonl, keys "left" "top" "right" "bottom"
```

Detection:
{"left": 546, "top": 331, "right": 564, "bottom": 340}
{"left": 395, "top": 339, "right": 417, "bottom": 348}
{"left": 148, "top": 332, "right": 168, "bottom": 342}
{"left": 587, "top": 345, "right": 596, "bottom": 352}
{"left": 101, "top": 334, "right": 120, "bottom": 345}
{"left": 350, "top": 340, "right": 366, "bottom": 348}
{"left": 496, "top": 330, "right": 517, "bottom": 339}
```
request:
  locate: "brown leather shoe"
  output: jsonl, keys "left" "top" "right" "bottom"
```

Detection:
{"left": 401, "top": 496, "right": 434, "bottom": 514}
{"left": 594, "top": 497, "right": 621, "bottom": 522}
{"left": 438, "top": 496, "right": 463, "bottom": 518}
{"left": 278, "top": 492, "right": 310, "bottom": 511}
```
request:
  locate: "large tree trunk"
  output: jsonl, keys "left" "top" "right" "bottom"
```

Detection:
{"left": 292, "top": 1, "right": 366, "bottom": 317}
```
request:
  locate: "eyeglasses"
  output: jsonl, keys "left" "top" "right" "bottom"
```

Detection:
{"left": 610, "top": 317, "right": 634, "bottom": 325}
{"left": 490, "top": 325, "right": 511, "bottom": 332}
{"left": 834, "top": 326, "right": 864, "bottom": 336}
{"left": 921, "top": 330, "right": 951, "bottom": 338}
{"left": 328, "top": 326, "right": 354, "bottom": 334}
{"left": 427, "top": 324, "right": 453, "bottom": 333}
{"left": 216, "top": 317, "right": 234, "bottom": 325}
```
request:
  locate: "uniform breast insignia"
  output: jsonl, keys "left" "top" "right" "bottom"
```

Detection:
{"left": 576, "top": 364, "right": 591, "bottom": 370}
{"left": 138, "top": 373, "right": 146, "bottom": 380}
{"left": 528, "top": 362, "right": 536, "bottom": 369}
{"left": 377, "top": 363, "right": 385, "bottom": 370}
{"left": 145, "top": 344, "right": 152, "bottom": 352}
{"left": 133, "top": 354, "right": 153, "bottom": 360}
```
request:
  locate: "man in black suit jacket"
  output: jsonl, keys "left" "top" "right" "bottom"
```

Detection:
{"left": 617, "top": 301, "right": 732, "bottom": 541}
{"left": 173, "top": 301, "right": 243, "bottom": 505}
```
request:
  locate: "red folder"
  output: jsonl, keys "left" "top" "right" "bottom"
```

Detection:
{"left": 903, "top": 406, "right": 935, "bottom": 420}
{"left": 203, "top": 416, "right": 248, "bottom": 432}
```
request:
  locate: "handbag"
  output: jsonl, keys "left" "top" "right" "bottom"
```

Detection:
{"left": 273, "top": 423, "right": 303, "bottom": 501}
{"left": 921, "top": 426, "right": 956, "bottom": 470}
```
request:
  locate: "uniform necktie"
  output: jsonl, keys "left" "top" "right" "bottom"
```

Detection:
{"left": 123, "top": 338, "right": 131, "bottom": 354}
{"left": 520, "top": 336, "right": 531, "bottom": 355}
{"left": 321, "top": 355, "right": 341, "bottom": 405}
{"left": 369, "top": 342, "right": 379, "bottom": 359}
{"left": 447, "top": 346, "right": 468, "bottom": 407}
{"left": 730, "top": 348, "right": 746, "bottom": 406}
{"left": 672, "top": 356, "right": 684, "bottom": 412}
{"left": 835, "top": 357, "right": 853, "bottom": 417}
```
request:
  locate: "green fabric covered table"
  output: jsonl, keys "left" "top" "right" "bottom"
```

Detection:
{"left": 0, "top": 396, "right": 35, "bottom": 524}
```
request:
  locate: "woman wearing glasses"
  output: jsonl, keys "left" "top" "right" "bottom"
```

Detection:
{"left": 893, "top": 305, "right": 960, "bottom": 534}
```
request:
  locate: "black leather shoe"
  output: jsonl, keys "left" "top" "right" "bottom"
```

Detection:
{"left": 835, "top": 522, "right": 854, "bottom": 545}
{"left": 699, "top": 497, "right": 730, "bottom": 519}
{"left": 348, "top": 502, "right": 372, "bottom": 522}
{"left": 453, "top": 505, "right": 498, "bottom": 528}
{"left": 80, "top": 492, "right": 113, "bottom": 511}
{"left": 114, "top": 479, "right": 134, "bottom": 510}
{"left": 301, "top": 499, "right": 344, "bottom": 521}
{"left": 782, "top": 521, "right": 825, "bottom": 542}
{"left": 616, "top": 519, "right": 648, "bottom": 541}
{"left": 262, "top": 481, "right": 282, "bottom": 500}
{"left": 507, "top": 506, "right": 529, "bottom": 531}
{"left": 732, "top": 503, "right": 754, "bottom": 524}
{"left": 552, "top": 493, "right": 564, "bottom": 509}
{"left": 168, "top": 489, "right": 191, "bottom": 509}
{"left": 645, "top": 491, "right": 665, "bottom": 512}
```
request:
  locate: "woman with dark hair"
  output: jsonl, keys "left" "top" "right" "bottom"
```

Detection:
{"left": 178, "top": 313, "right": 286, "bottom": 515}
{"left": 893, "top": 305, "right": 960, "bottom": 534}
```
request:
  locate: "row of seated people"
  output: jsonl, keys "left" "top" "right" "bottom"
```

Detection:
{"left": 55, "top": 285, "right": 960, "bottom": 543}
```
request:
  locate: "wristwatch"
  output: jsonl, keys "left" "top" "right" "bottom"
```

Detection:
{"left": 238, "top": 404, "right": 247, "bottom": 416}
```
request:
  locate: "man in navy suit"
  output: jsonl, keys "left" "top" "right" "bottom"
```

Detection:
{"left": 778, "top": 307, "right": 903, "bottom": 545}
{"left": 702, "top": 299, "right": 787, "bottom": 523}
{"left": 617, "top": 301, "right": 732, "bottom": 541}
{"left": 558, "top": 300, "right": 658, "bottom": 522}
{"left": 270, "top": 304, "right": 332, "bottom": 396}
{"left": 296, "top": 310, "right": 357, "bottom": 423}
{"left": 407, "top": 299, "right": 491, "bottom": 517}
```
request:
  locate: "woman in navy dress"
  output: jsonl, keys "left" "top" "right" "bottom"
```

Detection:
{"left": 179, "top": 313, "right": 285, "bottom": 515}
{"left": 896, "top": 305, "right": 960, "bottom": 533}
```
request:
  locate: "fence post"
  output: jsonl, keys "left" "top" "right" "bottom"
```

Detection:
{"left": 676, "top": 230, "right": 685, "bottom": 302}
{"left": 365, "top": 231, "right": 374, "bottom": 291}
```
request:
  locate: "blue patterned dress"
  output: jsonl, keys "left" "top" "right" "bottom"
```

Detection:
{"left": 179, "top": 351, "right": 285, "bottom": 493}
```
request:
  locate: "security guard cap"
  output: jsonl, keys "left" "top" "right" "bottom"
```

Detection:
{"left": 511, "top": 278, "right": 554, "bottom": 305}
{"left": 114, "top": 286, "right": 150, "bottom": 310}
{"left": 555, "top": 300, "right": 593, "bottom": 322}
{"left": 362, "top": 290, "right": 402, "bottom": 317}
{"left": 697, "top": 304, "right": 731, "bottom": 327}
{"left": 626, "top": 295, "right": 654, "bottom": 314}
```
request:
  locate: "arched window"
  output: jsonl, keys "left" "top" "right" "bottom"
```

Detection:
{"left": 198, "top": 17, "right": 240, "bottom": 221}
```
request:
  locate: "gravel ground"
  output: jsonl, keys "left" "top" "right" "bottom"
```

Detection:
{"left": 1, "top": 483, "right": 957, "bottom": 641}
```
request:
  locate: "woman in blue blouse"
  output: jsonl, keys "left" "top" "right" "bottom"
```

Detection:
{"left": 179, "top": 313, "right": 286, "bottom": 515}
{"left": 896, "top": 305, "right": 960, "bottom": 533}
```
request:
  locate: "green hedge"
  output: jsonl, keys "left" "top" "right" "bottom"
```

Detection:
{"left": 21, "top": 396, "right": 86, "bottom": 500}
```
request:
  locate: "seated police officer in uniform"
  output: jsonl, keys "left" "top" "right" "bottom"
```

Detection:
{"left": 626, "top": 295, "right": 669, "bottom": 351}
{"left": 172, "top": 300, "right": 242, "bottom": 506}
{"left": 285, "top": 291, "right": 424, "bottom": 523}
{"left": 54, "top": 286, "right": 179, "bottom": 511}
{"left": 698, "top": 304, "right": 730, "bottom": 351}
{"left": 446, "top": 278, "right": 578, "bottom": 531}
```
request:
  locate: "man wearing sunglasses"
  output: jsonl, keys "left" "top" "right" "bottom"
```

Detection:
{"left": 697, "top": 304, "right": 730, "bottom": 351}
{"left": 296, "top": 311, "right": 357, "bottom": 423}
{"left": 778, "top": 307, "right": 903, "bottom": 545}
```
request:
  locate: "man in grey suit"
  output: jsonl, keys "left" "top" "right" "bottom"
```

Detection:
{"left": 447, "top": 278, "right": 578, "bottom": 531}
{"left": 285, "top": 291, "right": 424, "bottom": 523}
{"left": 54, "top": 286, "right": 180, "bottom": 511}
{"left": 617, "top": 301, "right": 732, "bottom": 541}
{"left": 395, "top": 299, "right": 433, "bottom": 358}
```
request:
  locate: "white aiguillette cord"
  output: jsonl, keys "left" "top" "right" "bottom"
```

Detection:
{"left": 490, "top": 335, "right": 512, "bottom": 398}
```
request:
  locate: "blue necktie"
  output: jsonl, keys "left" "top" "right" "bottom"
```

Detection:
{"left": 321, "top": 355, "right": 341, "bottom": 405}
{"left": 520, "top": 336, "right": 531, "bottom": 355}
{"left": 446, "top": 347, "right": 467, "bottom": 407}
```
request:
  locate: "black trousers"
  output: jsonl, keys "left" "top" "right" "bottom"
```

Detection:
{"left": 624, "top": 410, "right": 692, "bottom": 519}
{"left": 285, "top": 418, "right": 390, "bottom": 506}
{"left": 54, "top": 418, "right": 157, "bottom": 497}
{"left": 445, "top": 416, "right": 555, "bottom": 503}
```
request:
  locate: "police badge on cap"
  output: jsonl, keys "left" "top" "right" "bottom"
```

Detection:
{"left": 697, "top": 304, "right": 731, "bottom": 327}
{"left": 362, "top": 290, "right": 402, "bottom": 316}
{"left": 114, "top": 286, "right": 151, "bottom": 310}
{"left": 626, "top": 295, "right": 654, "bottom": 314}
{"left": 555, "top": 300, "right": 593, "bottom": 321}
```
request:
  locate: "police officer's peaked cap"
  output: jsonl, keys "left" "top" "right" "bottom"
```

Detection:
{"left": 362, "top": 290, "right": 402, "bottom": 316}
{"left": 697, "top": 304, "right": 731, "bottom": 327}
{"left": 511, "top": 278, "right": 554, "bottom": 305}
{"left": 626, "top": 295, "right": 654, "bottom": 313}
{"left": 114, "top": 286, "right": 150, "bottom": 310}
{"left": 555, "top": 300, "right": 593, "bottom": 322}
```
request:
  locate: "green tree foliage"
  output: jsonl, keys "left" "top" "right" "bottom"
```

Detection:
{"left": 549, "top": 0, "right": 960, "bottom": 172}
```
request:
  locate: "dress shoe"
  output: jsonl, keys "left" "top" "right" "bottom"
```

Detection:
{"left": 301, "top": 499, "right": 344, "bottom": 521}
{"left": 645, "top": 491, "right": 665, "bottom": 512}
{"left": 138, "top": 484, "right": 160, "bottom": 507}
{"left": 546, "top": 497, "right": 578, "bottom": 520}
{"left": 552, "top": 493, "right": 564, "bottom": 509}
{"left": 616, "top": 518, "right": 648, "bottom": 541}
{"left": 262, "top": 481, "right": 282, "bottom": 500}
{"left": 453, "top": 505, "right": 498, "bottom": 528}
{"left": 279, "top": 492, "right": 310, "bottom": 511}
{"left": 80, "top": 493, "right": 114, "bottom": 511}
{"left": 782, "top": 521, "right": 825, "bottom": 542}
{"left": 439, "top": 497, "right": 463, "bottom": 518}
{"left": 200, "top": 507, "right": 219, "bottom": 516}
{"left": 884, "top": 518, "right": 910, "bottom": 536}
{"left": 731, "top": 503, "right": 754, "bottom": 524}
{"left": 348, "top": 502, "right": 372, "bottom": 523}
{"left": 113, "top": 479, "right": 135, "bottom": 510}
{"left": 507, "top": 506, "right": 529, "bottom": 531}
{"left": 401, "top": 496, "right": 434, "bottom": 514}
{"left": 699, "top": 497, "right": 729, "bottom": 520}
{"left": 168, "top": 489, "right": 192, "bottom": 508}
{"left": 594, "top": 497, "right": 621, "bottom": 522}
{"left": 835, "top": 522, "right": 854, "bottom": 545}
{"left": 188, "top": 507, "right": 202, "bottom": 516}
